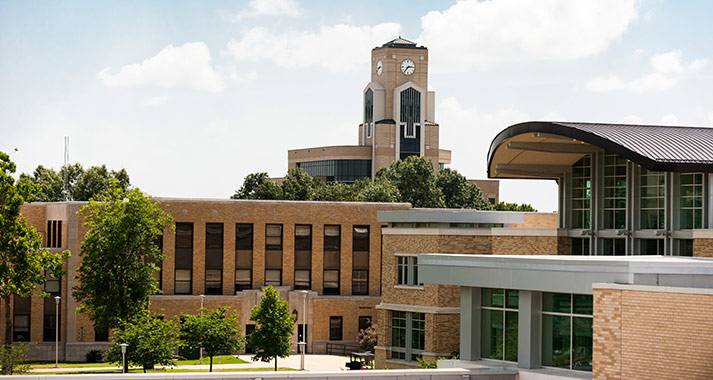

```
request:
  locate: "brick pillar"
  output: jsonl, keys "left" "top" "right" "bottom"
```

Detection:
{"left": 593, "top": 288, "right": 622, "bottom": 380}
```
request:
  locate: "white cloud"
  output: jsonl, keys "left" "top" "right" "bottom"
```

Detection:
{"left": 223, "top": 23, "right": 401, "bottom": 72}
{"left": 660, "top": 114, "right": 680, "bottom": 125}
{"left": 620, "top": 115, "right": 644, "bottom": 124}
{"left": 418, "top": 0, "right": 638, "bottom": 71}
{"left": 586, "top": 50, "right": 708, "bottom": 93}
{"left": 633, "top": 49, "right": 646, "bottom": 56}
{"left": 98, "top": 42, "right": 225, "bottom": 92}
{"left": 140, "top": 96, "right": 168, "bottom": 107}
{"left": 228, "top": 71, "right": 258, "bottom": 84}
{"left": 234, "top": 0, "right": 301, "bottom": 19}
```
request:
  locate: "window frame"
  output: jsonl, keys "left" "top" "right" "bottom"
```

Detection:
{"left": 329, "top": 316, "right": 343, "bottom": 341}
{"left": 396, "top": 255, "right": 422, "bottom": 287}
{"left": 480, "top": 288, "right": 518, "bottom": 362}
{"left": 390, "top": 311, "right": 425, "bottom": 361}
{"left": 541, "top": 292, "right": 593, "bottom": 372}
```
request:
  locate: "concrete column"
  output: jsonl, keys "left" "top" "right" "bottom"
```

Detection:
{"left": 518, "top": 290, "right": 541, "bottom": 369}
{"left": 459, "top": 287, "right": 480, "bottom": 361}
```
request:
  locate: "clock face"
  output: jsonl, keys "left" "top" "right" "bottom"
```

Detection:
{"left": 401, "top": 59, "right": 415, "bottom": 75}
{"left": 376, "top": 60, "right": 383, "bottom": 76}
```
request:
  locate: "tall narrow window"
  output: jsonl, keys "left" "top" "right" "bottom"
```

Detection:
{"left": 571, "top": 156, "right": 591, "bottom": 229}
{"left": 391, "top": 311, "right": 425, "bottom": 361}
{"left": 571, "top": 238, "right": 590, "bottom": 256}
{"left": 603, "top": 154, "right": 627, "bottom": 230}
{"left": 329, "top": 316, "right": 343, "bottom": 341}
{"left": 13, "top": 296, "right": 31, "bottom": 342}
{"left": 481, "top": 289, "right": 518, "bottom": 362}
{"left": 46, "top": 220, "right": 63, "bottom": 248}
{"left": 640, "top": 168, "right": 665, "bottom": 230}
{"left": 205, "top": 223, "right": 223, "bottom": 295}
{"left": 542, "top": 293, "right": 593, "bottom": 372}
{"left": 323, "top": 225, "right": 341, "bottom": 295}
{"left": 294, "top": 225, "right": 312, "bottom": 290}
{"left": 352, "top": 226, "right": 369, "bottom": 295}
{"left": 174, "top": 223, "right": 193, "bottom": 294}
{"left": 365, "top": 89, "right": 373, "bottom": 138}
{"left": 400, "top": 88, "right": 420, "bottom": 139}
{"left": 235, "top": 224, "right": 253, "bottom": 292}
{"left": 679, "top": 173, "right": 704, "bottom": 229}
{"left": 43, "top": 275, "right": 61, "bottom": 341}
{"left": 265, "top": 224, "right": 283, "bottom": 286}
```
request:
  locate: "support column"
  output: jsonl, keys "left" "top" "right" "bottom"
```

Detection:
{"left": 459, "top": 287, "right": 480, "bottom": 361}
{"left": 518, "top": 290, "right": 541, "bottom": 369}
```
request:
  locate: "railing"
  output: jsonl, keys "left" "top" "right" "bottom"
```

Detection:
{"left": 325, "top": 342, "right": 359, "bottom": 356}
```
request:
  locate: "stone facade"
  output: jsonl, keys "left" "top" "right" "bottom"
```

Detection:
{"left": 593, "top": 286, "right": 713, "bottom": 380}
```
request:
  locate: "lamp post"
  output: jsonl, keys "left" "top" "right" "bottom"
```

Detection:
{"left": 199, "top": 294, "right": 205, "bottom": 365}
{"left": 120, "top": 343, "right": 128, "bottom": 373}
{"left": 54, "top": 296, "right": 60, "bottom": 368}
{"left": 297, "top": 290, "right": 308, "bottom": 370}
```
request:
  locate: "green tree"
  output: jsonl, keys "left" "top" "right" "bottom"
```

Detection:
{"left": 180, "top": 307, "right": 243, "bottom": 372}
{"left": 231, "top": 172, "right": 282, "bottom": 200}
{"left": 281, "top": 168, "right": 321, "bottom": 200}
{"left": 493, "top": 202, "right": 537, "bottom": 212}
{"left": 435, "top": 168, "right": 470, "bottom": 208}
{"left": 376, "top": 156, "right": 445, "bottom": 208}
{"left": 18, "top": 165, "right": 63, "bottom": 202}
{"left": 105, "top": 311, "right": 181, "bottom": 373}
{"left": 313, "top": 182, "right": 357, "bottom": 202}
{"left": 0, "top": 151, "right": 69, "bottom": 345}
{"left": 248, "top": 286, "right": 296, "bottom": 371}
{"left": 356, "top": 178, "right": 401, "bottom": 203}
{"left": 20, "top": 163, "right": 130, "bottom": 202}
{"left": 73, "top": 182, "right": 173, "bottom": 335}
{"left": 464, "top": 183, "right": 492, "bottom": 210}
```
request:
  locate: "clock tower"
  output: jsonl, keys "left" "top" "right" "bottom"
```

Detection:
{"left": 360, "top": 37, "right": 444, "bottom": 177}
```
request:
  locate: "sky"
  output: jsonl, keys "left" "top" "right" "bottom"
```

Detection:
{"left": 1, "top": 0, "right": 713, "bottom": 212}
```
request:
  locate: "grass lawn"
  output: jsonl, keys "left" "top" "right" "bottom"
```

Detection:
{"left": 28, "top": 355, "right": 248, "bottom": 370}
{"left": 176, "top": 355, "right": 249, "bottom": 365}
{"left": 33, "top": 367, "right": 297, "bottom": 375}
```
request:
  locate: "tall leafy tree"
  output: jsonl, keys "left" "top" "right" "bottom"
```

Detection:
{"left": 356, "top": 178, "right": 401, "bottom": 203}
{"left": 248, "top": 286, "right": 296, "bottom": 371}
{"left": 73, "top": 182, "right": 173, "bottom": 334}
{"left": 435, "top": 168, "right": 470, "bottom": 208}
{"left": 231, "top": 172, "right": 282, "bottom": 200}
{"left": 105, "top": 311, "right": 181, "bottom": 373}
{"left": 377, "top": 155, "right": 445, "bottom": 208}
{"left": 180, "top": 307, "right": 243, "bottom": 372}
{"left": 19, "top": 163, "right": 130, "bottom": 201}
{"left": 0, "top": 151, "right": 69, "bottom": 345}
{"left": 493, "top": 202, "right": 537, "bottom": 212}
{"left": 281, "top": 168, "right": 321, "bottom": 200}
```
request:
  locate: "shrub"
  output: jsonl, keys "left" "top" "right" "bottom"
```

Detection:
{"left": 85, "top": 349, "right": 104, "bottom": 363}
{"left": 0, "top": 343, "right": 31, "bottom": 375}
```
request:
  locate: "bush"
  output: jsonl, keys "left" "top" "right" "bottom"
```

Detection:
{"left": 0, "top": 343, "right": 31, "bottom": 375}
{"left": 85, "top": 349, "right": 104, "bottom": 363}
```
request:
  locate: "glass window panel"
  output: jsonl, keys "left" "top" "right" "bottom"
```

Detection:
{"left": 175, "top": 223, "right": 193, "bottom": 248}
{"left": 353, "top": 226, "right": 369, "bottom": 252}
{"left": 543, "top": 293, "right": 571, "bottom": 313}
{"left": 352, "top": 270, "right": 368, "bottom": 295}
{"left": 481, "top": 309, "right": 504, "bottom": 360}
{"left": 504, "top": 311, "right": 518, "bottom": 362}
{"left": 235, "top": 269, "right": 251, "bottom": 291}
{"left": 295, "top": 250, "right": 311, "bottom": 269}
{"left": 265, "top": 269, "right": 281, "bottom": 286}
{"left": 572, "top": 317, "right": 593, "bottom": 371}
{"left": 205, "top": 269, "right": 222, "bottom": 295}
{"left": 542, "top": 314, "right": 571, "bottom": 369}
{"left": 506, "top": 290, "right": 519, "bottom": 309}
{"left": 323, "top": 270, "right": 339, "bottom": 293}
{"left": 175, "top": 269, "right": 191, "bottom": 294}
{"left": 324, "top": 251, "right": 340, "bottom": 269}
{"left": 236, "top": 250, "right": 253, "bottom": 269}
{"left": 329, "top": 316, "right": 343, "bottom": 341}
{"left": 482, "top": 288, "right": 505, "bottom": 307}
{"left": 353, "top": 251, "right": 369, "bottom": 269}
{"left": 573, "top": 295, "right": 593, "bottom": 315}
{"left": 294, "top": 270, "right": 310, "bottom": 289}
{"left": 265, "top": 250, "right": 282, "bottom": 269}
{"left": 236, "top": 224, "right": 253, "bottom": 250}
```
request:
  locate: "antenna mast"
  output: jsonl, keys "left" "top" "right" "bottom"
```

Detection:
{"left": 63, "top": 136, "right": 69, "bottom": 201}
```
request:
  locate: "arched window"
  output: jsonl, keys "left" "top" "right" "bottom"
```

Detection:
{"left": 400, "top": 87, "right": 420, "bottom": 138}
{"left": 364, "top": 89, "right": 373, "bottom": 138}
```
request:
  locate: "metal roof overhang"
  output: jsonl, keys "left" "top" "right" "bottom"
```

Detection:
{"left": 487, "top": 121, "right": 713, "bottom": 179}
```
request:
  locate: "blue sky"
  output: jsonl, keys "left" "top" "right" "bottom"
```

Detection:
{"left": 2, "top": 0, "right": 712, "bottom": 211}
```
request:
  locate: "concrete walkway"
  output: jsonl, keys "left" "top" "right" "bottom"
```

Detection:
{"left": 29, "top": 354, "right": 350, "bottom": 373}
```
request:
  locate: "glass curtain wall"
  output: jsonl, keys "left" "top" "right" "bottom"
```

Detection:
{"left": 481, "top": 289, "right": 518, "bottom": 362}
{"left": 571, "top": 156, "right": 591, "bottom": 229}
{"left": 542, "top": 293, "right": 593, "bottom": 372}
{"left": 679, "top": 173, "right": 704, "bottom": 229}
{"left": 639, "top": 168, "right": 665, "bottom": 230}
{"left": 603, "top": 154, "right": 627, "bottom": 230}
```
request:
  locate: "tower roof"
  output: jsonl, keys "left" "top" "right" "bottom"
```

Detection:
{"left": 374, "top": 36, "right": 426, "bottom": 50}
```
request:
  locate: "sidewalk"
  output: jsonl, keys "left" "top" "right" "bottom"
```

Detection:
{"left": 29, "top": 354, "right": 349, "bottom": 373}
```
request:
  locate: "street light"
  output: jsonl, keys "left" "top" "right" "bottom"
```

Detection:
{"left": 199, "top": 294, "right": 205, "bottom": 365}
{"left": 120, "top": 343, "right": 128, "bottom": 373}
{"left": 297, "top": 290, "right": 308, "bottom": 370}
{"left": 54, "top": 296, "right": 60, "bottom": 368}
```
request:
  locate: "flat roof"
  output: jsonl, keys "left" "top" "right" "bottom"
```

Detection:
{"left": 378, "top": 209, "right": 525, "bottom": 224}
{"left": 419, "top": 254, "right": 713, "bottom": 294}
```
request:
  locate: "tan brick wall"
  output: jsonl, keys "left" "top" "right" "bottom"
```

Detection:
{"left": 509, "top": 213, "right": 559, "bottom": 228}
{"left": 594, "top": 288, "right": 713, "bottom": 380}
{"left": 492, "top": 235, "right": 559, "bottom": 255}
{"left": 694, "top": 238, "right": 713, "bottom": 257}
{"left": 312, "top": 298, "right": 379, "bottom": 342}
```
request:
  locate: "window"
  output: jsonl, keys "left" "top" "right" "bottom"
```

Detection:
{"left": 296, "top": 160, "right": 372, "bottom": 184}
{"left": 46, "top": 220, "right": 63, "bottom": 248}
{"left": 396, "top": 256, "right": 421, "bottom": 286}
{"left": 601, "top": 238, "right": 625, "bottom": 256}
{"left": 542, "top": 293, "right": 593, "bottom": 372}
{"left": 365, "top": 88, "right": 373, "bottom": 138}
{"left": 329, "top": 316, "right": 343, "bottom": 341}
{"left": 174, "top": 223, "right": 193, "bottom": 294}
{"left": 679, "top": 173, "right": 704, "bottom": 229}
{"left": 43, "top": 275, "right": 61, "bottom": 341}
{"left": 481, "top": 289, "right": 518, "bottom": 362}
{"left": 294, "top": 225, "right": 312, "bottom": 290}
{"left": 638, "top": 239, "right": 664, "bottom": 255}
{"left": 391, "top": 311, "right": 425, "bottom": 361}
{"left": 235, "top": 224, "right": 253, "bottom": 292}
{"left": 352, "top": 226, "right": 369, "bottom": 295}
{"left": 640, "top": 168, "right": 665, "bottom": 230}
{"left": 571, "top": 156, "right": 591, "bottom": 229}
{"left": 13, "top": 296, "right": 31, "bottom": 341}
{"left": 400, "top": 87, "right": 420, "bottom": 139}
{"left": 359, "top": 316, "right": 372, "bottom": 332}
{"left": 323, "top": 225, "right": 341, "bottom": 295}
{"left": 571, "top": 238, "right": 590, "bottom": 256}
{"left": 205, "top": 223, "right": 223, "bottom": 295}
{"left": 603, "top": 154, "right": 627, "bottom": 230}
{"left": 265, "top": 224, "right": 283, "bottom": 286}
{"left": 677, "top": 239, "right": 694, "bottom": 257}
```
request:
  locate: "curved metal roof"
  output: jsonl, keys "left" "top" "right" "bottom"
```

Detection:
{"left": 488, "top": 121, "right": 713, "bottom": 179}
